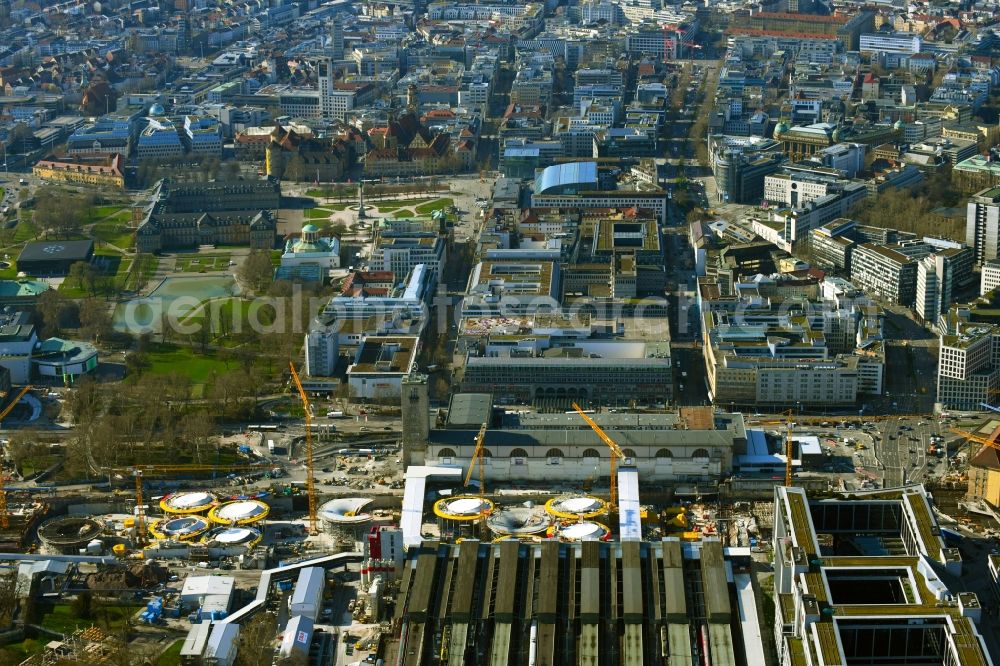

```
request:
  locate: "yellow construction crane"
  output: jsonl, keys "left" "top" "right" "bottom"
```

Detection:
{"left": 0, "top": 385, "right": 32, "bottom": 529}
{"left": 112, "top": 462, "right": 276, "bottom": 547}
{"left": 289, "top": 362, "right": 319, "bottom": 536}
{"left": 572, "top": 402, "right": 626, "bottom": 510}
{"left": 463, "top": 423, "right": 488, "bottom": 500}
{"left": 950, "top": 427, "right": 1000, "bottom": 456}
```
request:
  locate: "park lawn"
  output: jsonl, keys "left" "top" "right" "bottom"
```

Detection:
{"left": 304, "top": 207, "right": 333, "bottom": 220}
{"left": 12, "top": 219, "right": 37, "bottom": 243}
{"left": 374, "top": 198, "right": 438, "bottom": 212}
{"left": 270, "top": 249, "right": 282, "bottom": 267}
{"left": 87, "top": 205, "right": 127, "bottom": 222}
{"left": 415, "top": 198, "right": 453, "bottom": 215}
{"left": 143, "top": 343, "right": 236, "bottom": 385}
{"left": 59, "top": 253, "right": 125, "bottom": 297}
{"left": 156, "top": 639, "right": 184, "bottom": 666}
{"left": 92, "top": 215, "right": 135, "bottom": 249}
{"left": 176, "top": 254, "right": 234, "bottom": 273}
{"left": 391, "top": 209, "right": 415, "bottom": 218}
{"left": 40, "top": 602, "right": 140, "bottom": 635}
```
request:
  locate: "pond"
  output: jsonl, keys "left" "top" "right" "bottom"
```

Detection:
{"left": 113, "top": 276, "right": 238, "bottom": 334}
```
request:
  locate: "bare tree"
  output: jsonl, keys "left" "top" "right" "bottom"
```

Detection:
{"left": 233, "top": 612, "right": 278, "bottom": 666}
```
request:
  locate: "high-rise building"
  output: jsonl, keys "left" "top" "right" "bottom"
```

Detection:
{"left": 304, "top": 328, "right": 338, "bottom": 376}
{"left": 966, "top": 186, "right": 1000, "bottom": 265}
{"left": 330, "top": 16, "right": 344, "bottom": 60}
{"left": 915, "top": 255, "right": 942, "bottom": 324}
{"left": 916, "top": 250, "right": 965, "bottom": 325}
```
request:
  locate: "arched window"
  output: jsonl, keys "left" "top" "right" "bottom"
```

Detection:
{"left": 545, "top": 448, "right": 564, "bottom": 458}
{"left": 510, "top": 448, "right": 529, "bottom": 458}
{"left": 656, "top": 448, "right": 674, "bottom": 458}
{"left": 481, "top": 449, "right": 493, "bottom": 459}
{"left": 622, "top": 448, "right": 637, "bottom": 459}
{"left": 439, "top": 448, "right": 456, "bottom": 458}
{"left": 582, "top": 448, "right": 601, "bottom": 458}
{"left": 692, "top": 448, "right": 710, "bottom": 459}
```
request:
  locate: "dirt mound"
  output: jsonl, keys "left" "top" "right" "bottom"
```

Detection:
{"left": 84, "top": 563, "right": 168, "bottom": 591}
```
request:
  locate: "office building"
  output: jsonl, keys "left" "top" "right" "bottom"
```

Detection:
{"left": 710, "top": 135, "right": 786, "bottom": 204}
{"left": 967, "top": 186, "right": 1000, "bottom": 265}
{"left": 850, "top": 243, "right": 918, "bottom": 305}
{"left": 369, "top": 234, "right": 446, "bottom": 287}
{"left": 982, "top": 258, "right": 1000, "bottom": 295}
{"left": 937, "top": 322, "right": 1000, "bottom": 410}
{"left": 530, "top": 162, "right": 668, "bottom": 224}
{"left": 182, "top": 116, "right": 223, "bottom": 156}
{"left": 136, "top": 117, "right": 184, "bottom": 160}
{"left": 66, "top": 118, "right": 133, "bottom": 156}
{"left": 701, "top": 278, "right": 884, "bottom": 407}
{"left": 462, "top": 260, "right": 560, "bottom": 316}
{"left": 914, "top": 243, "right": 971, "bottom": 324}
{"left": 859, "top": 32, "right": 922, "bottom": 55}
{"left": 773, "top": 486, "right": 988, "bottom": 666}
{"left": 809, "top": 218, "right": 856, "bottom": 270}
{"left": 346, "top": 336, "right": 419, "bottom": 400}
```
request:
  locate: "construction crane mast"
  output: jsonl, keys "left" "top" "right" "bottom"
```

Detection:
{"left": 0, "top": 385, "right": 32, "bottom": 529}
{"left": 464, "top": 423, "right": 488, "bottom": 500}
{"left": 784, "top": 409, "right": 795, "bottom": 487}
{"left": 133, "top": 470, "right": 147, "bottom": 546}
{"left": 572, "top": 402, "right": 626, "bottom": 510}
{"left": 289, "top": 362, "right": 319, "bottom": 536}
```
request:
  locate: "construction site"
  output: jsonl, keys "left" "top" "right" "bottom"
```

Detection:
{"left": 1, "top": 372, "right": 999, "bottom": 666}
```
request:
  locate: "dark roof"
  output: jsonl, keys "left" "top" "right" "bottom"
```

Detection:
{"left": 17, "top": 239, "right": 93, "bottom": 264}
